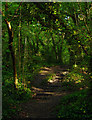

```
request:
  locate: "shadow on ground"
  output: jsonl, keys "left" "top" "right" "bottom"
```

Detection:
{"left": 18, "top": 65, "right": 72, "bottom": 119}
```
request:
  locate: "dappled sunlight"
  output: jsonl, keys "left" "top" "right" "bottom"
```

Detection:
{"left": 64, "top": 71, "right": 85, "bottom": 84}
{"left": 48, "top": 72, "right": 69, "bottom": 84}
{"left": 79, "top": 86, "right": 88, "bottom": 90}
{"left": 62, "top": 71, "right": 69, "bottom": 75}
{"left": 41, "top": 67, "right": 52, "bottom": 71}
{"left": 48, "top": 75, "right": 61, "bottom": 83}
{"left": 39, "top": 67, "right": 52, "bottom": 75}
{"left": 2, "top": 1, "right": 92, "bottom": 119}
{"left": 32, "top": 86, "right": 44, "bottom": 92}
{"left": 39, "top": 70, "right": 50, "bottom": 75}
{"left": 53, "top": 92, "right": 68, "bottom": 96}
{"left": 38, "top": 66, "right": 70, "bottom": 84}
{"left": 39, "top": 66, "right": 69, "bottom": 76}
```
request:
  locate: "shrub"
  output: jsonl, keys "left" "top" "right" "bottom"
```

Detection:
{"left": 56, "top": 89, "right": 92, "bottom": 119}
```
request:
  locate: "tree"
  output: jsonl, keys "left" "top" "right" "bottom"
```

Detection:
{"left": 2, "top": 2, "right": 22, "bottom": 88}
{"left": 2, "top": 2, "right": 92, "bottom": 89}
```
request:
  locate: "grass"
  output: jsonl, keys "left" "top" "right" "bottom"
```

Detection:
{"left": 55, "top": 89, "right": 92, "bottom": 119}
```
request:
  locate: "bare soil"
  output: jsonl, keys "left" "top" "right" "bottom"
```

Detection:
{"left": 18, "top": 65, "right": 71, "bottom": 119}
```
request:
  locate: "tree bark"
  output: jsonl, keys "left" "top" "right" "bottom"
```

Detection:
{"left": 58, "top": 33, "right": 65, "bottom": 63}
{"left": 18, "top": 6, "right": 21, "bottom": 82}
{"left": 51, "top": 34, "right": 58, "bottom": 61}
{"left": 5, "top": 19, "right": 18, "bottom": 88}
{"left": 22, "top": 36, "right": 27, "bottom": 87}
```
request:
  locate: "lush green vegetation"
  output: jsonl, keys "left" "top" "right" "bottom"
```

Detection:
{"left": 55, "top": 66, "right": 92, "bottom": 119}
{"left": 56, "top": 89, "right": 92, "bottom": 119}
{"left": 2, "top": 2, "right": 92, "bottom": 119}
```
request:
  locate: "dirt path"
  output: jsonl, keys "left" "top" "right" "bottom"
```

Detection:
{"left": 19, "top": 65, "right": 71, "bottom": 119}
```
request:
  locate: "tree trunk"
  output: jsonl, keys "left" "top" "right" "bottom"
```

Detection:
{"left": 69, "top": 48, "right": 75, "bottom": 66}
{"left": 58, "top": 33, "right": 65, "bottom": 63}
{"left": 58, "top": 47, "right": 62, "bottom": 63}
{"left": 5, "top": 20, "right": 18, "bottom": 88}
{"left": 18, "top": 6, "right": 21, "bottom": 82}
{"left": 51, "top": 34, "right": 58, "bottom": 61}
{"left": 22, "top": 36, "right": 27, "bottom": 87}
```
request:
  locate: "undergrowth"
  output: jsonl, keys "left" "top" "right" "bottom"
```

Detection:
{"left": 56, "top": 89, "right": 92, "bottom": 119}
{"left": 55, "top": 65, "right": 92, "bottom": 119}
{"left": 2, "top": 78, "right": 33, "bottom": 120}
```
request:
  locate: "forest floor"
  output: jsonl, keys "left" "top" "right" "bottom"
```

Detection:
{"left": 18, "top": 65, "right": 72, "bottom": 119}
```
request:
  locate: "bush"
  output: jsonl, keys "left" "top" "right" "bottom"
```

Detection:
{"left": 2, "top": 80, "right": 33, "bottom": 119}
{"left": 56, "top": 89, "right": 92, "bottom": 119}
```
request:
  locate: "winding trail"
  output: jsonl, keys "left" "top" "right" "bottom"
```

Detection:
{"left": 19, "top": 65, "right": 71, "bottom": 119}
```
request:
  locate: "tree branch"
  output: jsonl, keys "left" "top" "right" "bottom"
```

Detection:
{"left": 10, "top": 2, "right": 22, "bottom": 22}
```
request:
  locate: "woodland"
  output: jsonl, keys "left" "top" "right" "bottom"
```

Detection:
{"left": 2, "top": 2, "right": 92, "bottom": 119}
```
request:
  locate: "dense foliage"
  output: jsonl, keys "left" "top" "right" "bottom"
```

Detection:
{"left": 56, "top": 89, "right": 92, "bottom": 119}
{"left": 2, "top": 2, "right": 92, "bottom": 119}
